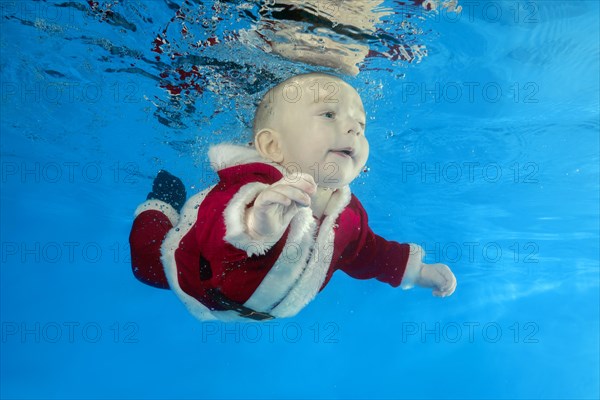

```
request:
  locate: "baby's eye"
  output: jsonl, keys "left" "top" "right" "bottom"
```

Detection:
{"left": 359, "top": 122, "right": 366, "bottom": 129}
{"left": 322, "top": 111, "right": 336, "bottom": 119}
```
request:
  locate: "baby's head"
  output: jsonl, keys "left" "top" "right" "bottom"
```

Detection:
{"left": 253, "top": 73, "right": 369, "bottom": 189}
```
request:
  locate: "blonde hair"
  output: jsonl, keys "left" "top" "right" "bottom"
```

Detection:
{"left": 252, "top": 72, "right": 345, "bottom": 138}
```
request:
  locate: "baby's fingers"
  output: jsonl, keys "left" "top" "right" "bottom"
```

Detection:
{"left": 433, "top": 280, "right": 456, "bottom": 297}
{"left": 431, "top": 264, "right": 457, "bottom": 297}
{"left": 256, "top": 185, "right": 310, "bottom": 208}
{"left": 280, "top": 173, "right": 317, "bottom": 196}
{"left": 255, "top": 190, "right": 294, "bottom": 208}
{"left": 270, "top": 185, "right": 311, "bottom": 207}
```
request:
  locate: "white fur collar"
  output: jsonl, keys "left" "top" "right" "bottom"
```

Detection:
{"left": 207, "top": 143, "right": 283, "bottom": 173}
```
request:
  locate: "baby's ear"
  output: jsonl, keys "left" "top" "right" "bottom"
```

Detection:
{"left": 255, "top": 129, "right": 284, "bottom": 163}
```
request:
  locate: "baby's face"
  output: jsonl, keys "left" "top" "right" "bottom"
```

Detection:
{"left": 270, "top": 76, "right": 369, "bottom": 189}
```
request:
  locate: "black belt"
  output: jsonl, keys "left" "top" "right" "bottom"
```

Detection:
{"left": 206, "top": 288, "right": 274, "bottom": 321}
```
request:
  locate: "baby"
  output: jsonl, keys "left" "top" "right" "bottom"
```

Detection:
{"left": 129, "top": 73, "right": 456, "bottom": 321}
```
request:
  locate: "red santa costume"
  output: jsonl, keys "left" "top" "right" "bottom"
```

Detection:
{"left": 129, "top": 143, "right": 424, "bottom": 321}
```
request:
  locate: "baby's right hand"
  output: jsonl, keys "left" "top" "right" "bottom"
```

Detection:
{"left": 415, "top": 263, "right": 457, "bottom": 297}
{"left": 246, "top": 173, "right": 317, "bottom": 240}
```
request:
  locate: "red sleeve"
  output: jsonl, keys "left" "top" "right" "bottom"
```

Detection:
{"left": 336, "top": 196, "right": 410, "bottom": 287}
{"left": 129, "top": 210, "right": 172, "bottom": 289}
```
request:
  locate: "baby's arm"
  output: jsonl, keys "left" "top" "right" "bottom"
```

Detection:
{"left": 245, "top": 173, "right": 317, "bottom": 240}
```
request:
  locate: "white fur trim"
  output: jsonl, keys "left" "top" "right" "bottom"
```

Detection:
{"left": 208, "top": 143, "right": 267, "bottom": 171}
{"left": 208, "top": 142, "right": 289, "bottom": 176}
{"left": 400, "top": 244, "right": 424, "bottom": 289}
{"left": 223, "top": 182, "right": 282, "bottom": 257}
{"left": 269, "top": 187, "right": 351, "bottom": 317}
{"left": 134, "top": 199, "right": 179, "bottom": 226}
{"left": 243, "top": 206, "right": 315, "bottom": 312}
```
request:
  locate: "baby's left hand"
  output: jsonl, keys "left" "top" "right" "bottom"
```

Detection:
{"left": 415, "top": 263, "right": 457, "bottom": 297}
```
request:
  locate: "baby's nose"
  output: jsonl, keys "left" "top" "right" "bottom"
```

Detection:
{"left": 346, "top": 121, "right": 362, "bottom": 136}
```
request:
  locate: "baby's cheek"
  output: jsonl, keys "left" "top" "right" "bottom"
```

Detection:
{"left": 358, "top": 150, "right": 369, "bottom": 168}
{"left": 362, "top": 138, "right": 370, "bottom": 157}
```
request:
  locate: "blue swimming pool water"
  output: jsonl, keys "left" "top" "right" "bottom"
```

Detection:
{"left": 1, "top": 1, "right": 599, "bottom": 399}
